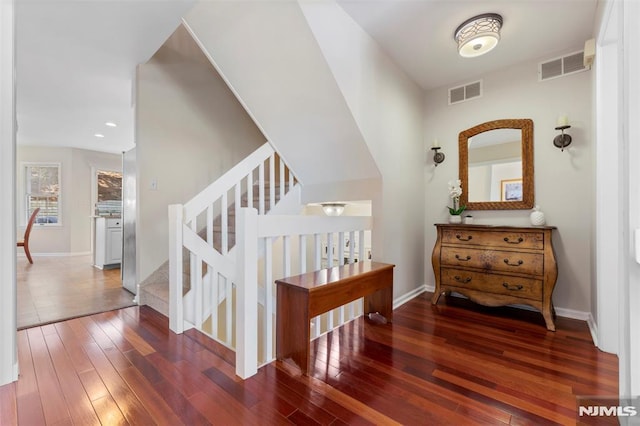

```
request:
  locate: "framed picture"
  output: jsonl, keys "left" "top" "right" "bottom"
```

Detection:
{"left": 501, "top": 179, "right": 523, "bottom": 201}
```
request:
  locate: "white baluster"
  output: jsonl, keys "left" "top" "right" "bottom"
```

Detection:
{"left": 195, "top": 256, "right": 203, "bottom": 330}
{"left": 211, "top": 271, "right": 218, "bottom": 340}
{"left": 247, "top": 172, "right": 253, "bottom": 209}
{"left": 299, "top": 234, "right": 307, "bottom": 273}
{"left": 269, "top": 154, "right": 275, "bottom": 211}
{"left": 279, "top": 158, "right": 285, "bottom": 201}
{"left": 168, "top": 204, "right": 184, "bottom": 334}
{"left": 327, "top": 232, "right": 334, "bottom": 268}
{"left": 221, "top": 192, "right": 228, "bottom": 255}
{"left": 283, "top": 235, "right": 291, "bottom": 277}
{"left": 207, "top": 204, "right": 213, "bottom": 246}
{"left": 314, "top": 233, "right": 322, "bottom": 270}
{"left": 235, "top": 208, "right": 258, "bottom": 379}
{"left": 312, "top": 233, "right": 321, "bottom": 338}
{"left": 258, "top": 162, "right": 265, "bottom": 215}
{"left": 265, "top": 237, "right": 273, "bottom": 362}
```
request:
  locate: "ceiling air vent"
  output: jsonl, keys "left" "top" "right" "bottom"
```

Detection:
{"left": 448, "top": 80, "right": 482, "bottom": 105}
{"left": 539, "top": 51, "right": 586, "bottom": 81}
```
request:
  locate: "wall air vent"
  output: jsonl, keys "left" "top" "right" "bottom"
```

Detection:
{"left": 539, "top": 51, "right": 587, "bottom": 81}
{"left": 448, "top": 80, "right": 482, "bottom": 105}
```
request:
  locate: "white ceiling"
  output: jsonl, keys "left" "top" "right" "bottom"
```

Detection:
{"left": 15, "top": 0, "right": 597, "bottom": 154}
{"left": 16, "top": 0, "right": 194, "bottom": 154}
{"left": 337, "top": 0, "right": 598, "bottom": 90}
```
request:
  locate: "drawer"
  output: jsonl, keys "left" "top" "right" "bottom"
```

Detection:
{"left": 442, "top": 228, "right": 544, "bottom": 250}
{"left": 441, "top": 267, "right": 543, "bottom": 300}
{"left": 106, "top": 218, "right": 122, "bottom": 228}
{"left": 441, "top": 247, "right": 543, "bottom": 275}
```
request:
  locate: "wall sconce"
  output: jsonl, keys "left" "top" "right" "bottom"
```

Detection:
{"left": 431, "top": 139, "right": 445, "bottom": 166}
{"left": 553, "top": 115, "right": 572, "bottom": 152}
{"left": 321, "top": 203, "right": 346, "bottom": 216}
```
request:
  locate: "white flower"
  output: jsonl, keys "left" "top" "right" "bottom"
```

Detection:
{"left": 448, "top": 179, "right": 462, "bottom": 199}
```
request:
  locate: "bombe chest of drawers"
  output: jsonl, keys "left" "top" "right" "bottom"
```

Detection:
{"left": 431, "top": 224, "right": 558, "bottom": 331}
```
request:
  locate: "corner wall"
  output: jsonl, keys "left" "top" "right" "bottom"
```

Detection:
{"left": 136, "top": 26, "right": 265, "bottom": 282}
{"left": 300, "top": 2, "right": 426, "bottom": 300}
{"left": 424, "top": 57, "right": 593, "bottom": 315}
{"left": 0, "top": 0, "right": 17, "bottom": 386}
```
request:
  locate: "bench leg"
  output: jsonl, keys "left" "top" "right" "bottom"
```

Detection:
{"left": 276, "top": 287, "right": 311, "bottom": 374}
{"left": 364, "top": 285, "right": 393, "bottom": 323}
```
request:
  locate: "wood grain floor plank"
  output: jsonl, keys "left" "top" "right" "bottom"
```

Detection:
{"left": 0, "top": 382, "right": 17, "bottom": 425}
{"left": 43, "top": 331, "right": 101, "bottom": 426}
{"left": 103, "top": 309, "right": 157, "bottom": 356}
{"left": 91, "top": 394, "right": 128, "bottom": 426}
{"left": 346, "top": 352, "right": 513, "bottom": 425}
{"left": 53, "top": 321, "right": 95, "bottom": 374}
{"left": 78, "top": 369, "right": 110, "bottom": 402}
{"left": 432, "top": 368, "right": 576, "bottom": 425}
{"left": 14, "top": 330, "right": 46, "bottom": 426}
{"left": 26, "top": 327, "right": 71, "bottom": 425}
{"left": 82, "top": 341, "right": 156, "bottom": 425}
{"left": 188, "top": 390, "right": 249, "bottom": 425}
{"left": 118, "top": 366, "right": 185, "bottom": 426}
{"left": 0, "top": 296, "right": 618, "bottom": 426}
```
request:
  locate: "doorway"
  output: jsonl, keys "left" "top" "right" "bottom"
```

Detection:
{"left": 16, "top": 155, "right": 136, "bottom": 330}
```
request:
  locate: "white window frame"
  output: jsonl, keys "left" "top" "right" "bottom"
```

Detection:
{"left": 22, "top": 162, "right": 62, "bottom": 227}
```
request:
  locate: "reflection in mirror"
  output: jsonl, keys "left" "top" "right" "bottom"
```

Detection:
{"left": 459, "top": 119, "right": 534, "bottom": 210}
{"left": 468, "top": 129, "right": 522, "bottom": 202}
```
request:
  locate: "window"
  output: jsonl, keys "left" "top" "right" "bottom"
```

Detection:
{"left": 24, "top": 163, "right": 60, "bottom": 226}
{"left": 95, "top": 170, "right": 122, "bottom": 216}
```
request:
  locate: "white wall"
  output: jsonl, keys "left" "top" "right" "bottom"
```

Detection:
{"left": 424, "top": 57, "right": 593, "bottom": 315}
{"left": 623, "top": 0, "right": 640, "bottom": 397}
{"left": 16, "top": 146, "right": 121, "bottom": 255}
{"left": 182, "top": 1, "right": 380, "bottom": 190}
{"left": 0, "top": 0, "right": 17, "bottom": 386}
{"left": 300, "top": 1, "right": 426, "bottom": 300}
{"left": 136, "top": 27, "right": 265, "bottom": 282}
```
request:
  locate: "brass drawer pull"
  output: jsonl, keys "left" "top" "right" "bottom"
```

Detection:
{"left": 503, "top": 259, "right": 524, "bottom": 267}
{"left": 504, "top": 237, "right": 524, "bottom": 244}
{"left": 454, "top": 276, "right": 472, "bottom": 284}
{"left": 502, "top": 283, "right": 524, "bottom": 291}
{"left": 455, "top": 254, "right": 471, "bottom": 261}
{"left": 455, "top": 234, "right": 473, "bottom": 242}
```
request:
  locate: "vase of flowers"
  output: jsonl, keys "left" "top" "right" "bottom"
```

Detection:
{"left": 447, "top": 179, "right": 466, "bottom": 223}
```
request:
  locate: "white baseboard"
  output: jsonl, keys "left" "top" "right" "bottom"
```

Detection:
{"left": 587, "top": 313, "right": 598, "bottom": 347}
{"left": 412, "top": 283, "right": 595, "bottom": 329}
{"left": 393, "top": 284, "right": 428, "bottom": 309}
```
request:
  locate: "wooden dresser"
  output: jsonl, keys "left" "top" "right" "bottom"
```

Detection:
{"left": 432, "top": 224, "right": 558, "bottom": 331}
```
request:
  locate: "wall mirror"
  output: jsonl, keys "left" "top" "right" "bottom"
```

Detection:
{"left": 459, "top": 118, "right": 534, "bottom": 210}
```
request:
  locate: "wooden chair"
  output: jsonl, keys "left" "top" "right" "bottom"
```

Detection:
{"left": 18, "top": 208, "right": 40, "bottom": 264}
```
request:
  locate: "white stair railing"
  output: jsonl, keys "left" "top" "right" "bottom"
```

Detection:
{"left": 235, "top": 209, "right": 373, "bottom": 378}
{"left": 169, "top": 142, "right": 296, "bottom": 337}
{"left": 169, "top": 142, "right": 374, "bottom": 380}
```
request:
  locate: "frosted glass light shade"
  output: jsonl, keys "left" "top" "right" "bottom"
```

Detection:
{"left": 455, "top": 14, "right": 503, "bottom": 58}
{"left": 321, "top": 203, "right": 346, "bottom": 216}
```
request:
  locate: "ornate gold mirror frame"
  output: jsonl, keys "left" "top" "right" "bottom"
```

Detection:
{"left": 459, "top": 118, "right": 534, "bottom": 210}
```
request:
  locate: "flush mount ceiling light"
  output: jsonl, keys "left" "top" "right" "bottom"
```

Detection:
{"left": 321, "top": 203, "right": 346, "bottom": 217}
{"left": 454, "top": 13, "right": 503, "bottom": 58}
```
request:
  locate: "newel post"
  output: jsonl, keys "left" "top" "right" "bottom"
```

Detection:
{"left": 168, "top": 204, "right": 184, "bottom": 334}
{"left": 235, "top": 207, "right": 258, "bottom": 379}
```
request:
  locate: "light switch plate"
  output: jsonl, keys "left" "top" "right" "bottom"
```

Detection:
{"left": 635, "top": 229, "right": 640, "bottom": 264}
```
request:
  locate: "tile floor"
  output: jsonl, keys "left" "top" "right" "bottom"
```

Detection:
{"left": 16, "top": 254, "right": 136, "bottom": 329}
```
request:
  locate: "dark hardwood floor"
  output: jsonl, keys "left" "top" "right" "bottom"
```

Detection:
{"left": 0, "top": 294, "right": 618, "bottom": 425}
{"left": 17, "top": 255, "right": 136, "bottom": 329}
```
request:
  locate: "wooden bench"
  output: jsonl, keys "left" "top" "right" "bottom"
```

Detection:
{"left": 275, "top": 261, "right": 395, "bottom": 375}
